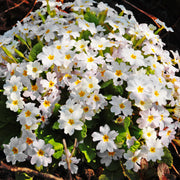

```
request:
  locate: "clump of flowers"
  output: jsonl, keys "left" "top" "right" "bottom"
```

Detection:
{"left": 0, "top": 0, "right": 180, "bottom": 178}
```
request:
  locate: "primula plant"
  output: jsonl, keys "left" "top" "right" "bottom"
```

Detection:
{"left": 0, "top": 0, "right": 180, "bottom": 179}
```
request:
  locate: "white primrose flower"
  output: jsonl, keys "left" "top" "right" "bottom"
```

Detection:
{"left": 3, "top": 137, "right": 27, "bottom": 165}
{"left": 6, "top": 92, "right": 24, "bottom": 112}
{"left": 59, "top": 150, "right": 80, "bottom": 174}
{"left": 142, "top": 139, "right": 164, "bottom": 162}
{"left": 58, "top": 112, "right": 84, "bottom": 136}
{"left": 26, "top": 61, "right": 43, "bottom": 80}
{"left": 110, "top": 95, "right": 133, "bottom": 116}
{"left": 17, "top": 103, "right": 40, "bottom": 126}
{"left": 29, "top": 139, "right": 55, "bottom": 167}
{"left": 97, "top": 149, "right": 125, "bottom": 167}
{"left": 92, "top": 124, "right": 118, "bottom": 153}
{"left": 3, "top": 75, "right": 23, "bottom": 96}
{"left": 124, "top": 149, "right": 143, "bottom": 172}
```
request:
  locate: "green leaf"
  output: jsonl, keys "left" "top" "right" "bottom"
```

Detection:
{"left": 53, "top": 150, "right": 63, "bottom": 159}
{"left": 15, "top": 172, "right": 33, "bottom": 180}
{"left": 15, "top": 34, "right": 30, "bottom": 49}
{"left": 157, "top": 147, "right": 173, "bottom": 167}
{"left": 29, "top": 42, "right": 43, "bottom": 61}
{"left": 52, "top": 121, "right": 60, "bottom": 130}
{"left": 73, "top": 124, "right": 87, "bottom": 141}
{"left": 100, "top": 80, "right": 113, "bottom": 89}
{"left": 84, "top": 11, "right": 99, "bottom": 26}
{"left": 48, "top": 138, "right": 63, "bottom": 151}
{"left": 124, "top": 117, "right": 131, "bottom": 131}
{"left": 78, "top": 143, "right": 96, "bottom": 163}
{"left": 129, "top": 141, "right": 141, "bottom": 153}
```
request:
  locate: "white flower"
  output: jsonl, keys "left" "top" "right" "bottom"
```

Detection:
{"left": 142, "top": 139, "right": 164, "bottom": 162}
{"left": 58, "top": 112, "right": 84, "bottom": 136}
{"left": 59, "top": 150, "right": 80, "bottom": 174}
{"left": 3, "top": 75, "right": 23, "bottom": 96}
{"left": 6, "top": 92, "right": 24, "bottom": 112}
{"left": 17, "top": 103, "right": 40, "bottom": 126}
{"left": 97, "top": 149, "right": 125, "bottom": 167}
{"left": 3, "top": 137, "right": 27, "bottom": 165}
{"left": 29, "top": 139, "right": 55, "bottom": 167}
{"left": 26, "top": 61, "right": 43, "bottom": 80}
{"left": 92, "top": 124, "right": 118, "bottom": 153}
{"left": 110, "top": 96, "right": 133, "bottom": 116}
{"left": 124, "top": 150, "right": 143, "bottom": 172}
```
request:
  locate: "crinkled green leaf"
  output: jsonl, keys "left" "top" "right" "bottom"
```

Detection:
{"left": 48, "top": 138, "right": 63, "bottom": 151}
{"left": 100, "top": 80, "right": 113, "bottom": 89}
{"left": 53, "top": 150, "right": 63, "bottom": 159}
{"left": 157, "top": 147, "right": 173, "bottom": 167}
{"left": 79, "top": 143, "right": 96, "bottom": 163}
{"left": 84, "top": 11, "right": 99, "bottom": 26}
{"left": 124, "top": 117, "right": 131, "bottom": 131}
{"left": 29, "top": 42, "right": 43, "bottom": 61}
{"left": 129, "top": 141, "right": 141, "bottom": 153}
{"left": 52, "top": 121, "right": 60, "bottom": 130}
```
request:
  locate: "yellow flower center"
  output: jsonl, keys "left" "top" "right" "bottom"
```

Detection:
{"left": 83, "top": 106, "right": 89, "bottom": 112}
{"left": 132, "top": 156, "right": 138, "bottom": 162}
{"left": 103, "top": 134, "right": 109, "bottom": 142}
{"left": 137, "top": 86, "right": 144, "bottom": 93}
{"left": 88, "top": 83, "right": 93, "bottom": 88}
{"left": 37, "top": 149, "right": 44, "bottom": 156}
{"left": 167, "top": 130, "right": 171, "bottom": 136}
{"left": 23, "top": 70, "right": 27, "bottom": 76}
{"left": 48, "top": 55, "right": 54, "bottom": 60}
{"left": 12, "top": 100, "right": 18, "bottom": 105}
{"left": 115, "top": 117, "right": 123, "bottom": 123}
{"left": 31, "top": 84, "right": 38, "bottom": 91}
{"left": 56, "top": 45, "right": 61, "bottom": 50}
{"left": 98, "top": 44, "right": 103, "bottom": 48}
{"left": 46, "top": 29, "right": 50, "bottom": 34}
{"left": 26, "top": 137, "right": 33, "bottom": 145}
{"left": 147, "top": 115, "right": 154, "bottom": 122}
{"left": 93, "top": 95, "right": 100, "bottom": 102}
{"left": 150, "top": 147, "right": 156, "bottom": 153}
{"left": 49, "top": 81, "right": 55, "bottom": 87}
{"left": 115, "top": 70, "right": 122, "bottom": 77}
{"left": 140, "top": 100, "right": 145, "bottom": 105}
{"left": 147, "top": 132, "right": 151, "bottom": 137}
{"left": 75, "top": 79, "right": 81, "bottom": 85}
{"left": 25, "top": 124, "right": 31, "bottom": 130}
{"left": 12, "top": 147, "right": 18, "bottom": 154}
{"left": 32, "top": 67, "right": 38, "bottom": 73}
{"left": 87, "top": 57, "right": 94, "bottom": 62}
{"left": 65, "top": 54, "right": 71, "bottom": 60}
{"left": 80, "top": 45, "right": 85, "bottom": 49}
{"left": 131, "top": 54, "right": 136, "bottom": 59}
{"left": 66, "top": 30, "right": 72, "bottom": 34}
{"left": 68, "top": 119, "right": 74, "bottom": 125}
{"left": 69, "top": 108, "right": 74, "bottom": 113}
{"left": 154, "top": 90, "right": 159, "bottom": 97}
{"left": 43, "top": 100, "right": 51, "bottom": 107}
{"left": 108, "top": 152, "right": 115, "bottom": 156}
{"left": 79, "top": 90, "right": 85, "bottom": 97}
{"left": 12, "top": 85, "right": 17, "bottom": 92}
{"left": 25, "top": 110, "right": 31, "bottom": 117}
{"left": 119, "top": 103, "right": 125, "bottom": 109}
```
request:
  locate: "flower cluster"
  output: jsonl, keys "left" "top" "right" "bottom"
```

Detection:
{"left": 0, "top": 0, "right": 180, "bottom": 175}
